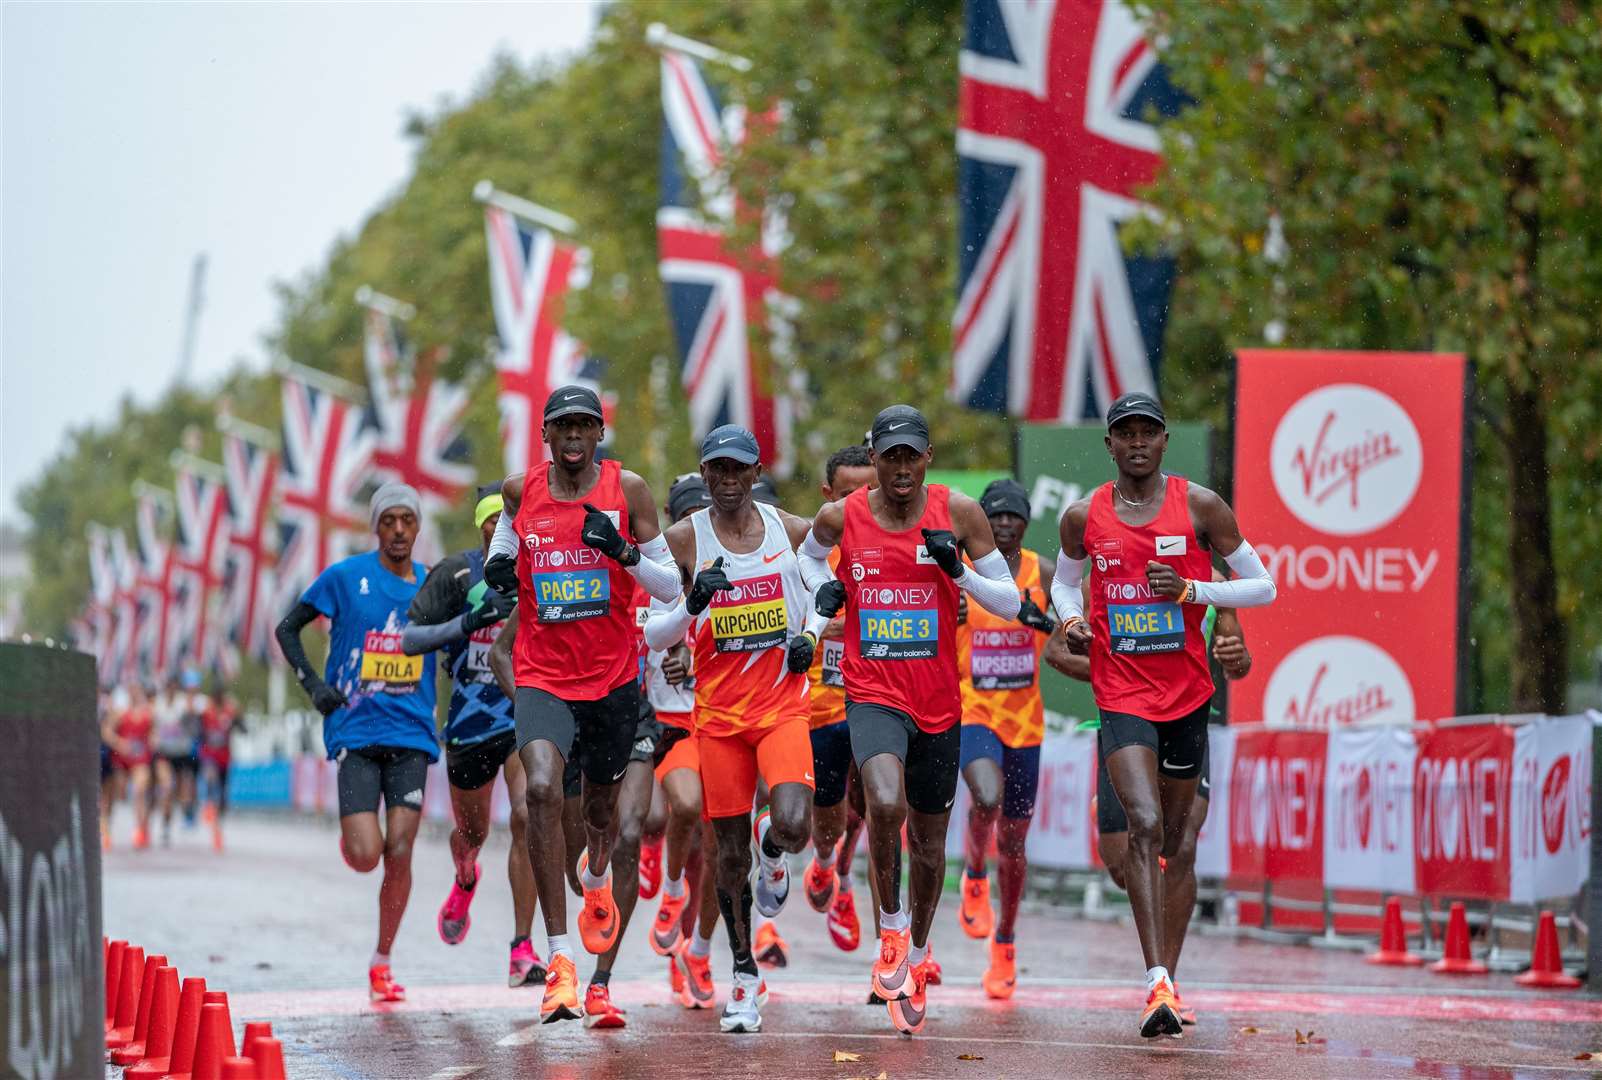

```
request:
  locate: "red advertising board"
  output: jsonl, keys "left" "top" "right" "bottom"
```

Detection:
{"left": 1231, "top": 351, "right": 1467, "bottom": 727}
{"left": 1227, "top": 729, "right": 1328, "bottom": 885}
{"left": 1414, "top": 723, "right": 1514, "bottom": 899}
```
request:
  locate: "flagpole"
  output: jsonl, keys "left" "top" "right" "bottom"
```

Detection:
{"left": 354, "top": 286, "right": 416, "bottom": 321}
{"left": 131, "top": 479, "right": 175, "bottom": 507}
{"left": 169, "top": 449, "right": 227, "bottom": 483}
{"left": 274, "top": 358, "right": 369, "bottom": 406}
{"left": 217, "top": 412, "right": 280, "bottom": 450}
{"left": 473, "top": 181, "right": 579, "bottom": 236}
{"left": 645, "top": 23, "right": 752, "bottom": 72}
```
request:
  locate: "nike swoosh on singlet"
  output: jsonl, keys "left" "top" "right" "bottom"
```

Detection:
{"left": 762, "top": 550, "right": 785, "bottom": 564}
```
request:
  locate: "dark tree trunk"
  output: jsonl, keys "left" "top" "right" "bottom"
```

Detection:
{"left": 1502, "top": 382, "right": 1567, "bottom": 712}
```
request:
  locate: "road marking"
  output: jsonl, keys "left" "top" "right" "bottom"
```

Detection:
{"left": 497, "top": 1025, "right": 541, "bottom": 1047}
{"left": 426, "top": 1068, "right": 485, "bottom": 1080}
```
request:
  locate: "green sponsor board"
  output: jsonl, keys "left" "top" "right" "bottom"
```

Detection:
{"left": 1013, "top": 422, "right": 1213, "bottom": 725}
{"left": 926, "top": 468, "right": 1010, "bottom": 501}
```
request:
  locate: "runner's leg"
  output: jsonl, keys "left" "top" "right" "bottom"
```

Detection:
{"left": 1103, "top": 744, "right": 1166, "bottom": 970}
{"left": 962, "top": 756, "right": 1003, "bottom": 879}
{"left": 501, "top": 751, "right": 537, "bottom": 941}
{"left": 377, "top": 803, "right": 422, "bottom": 955}
{"left": 521, "top": 739, "right": 573, "bottom": 936}
{"left": 592, "top": 758, "right": 655, "bottom": 981}
{"left": 448, "top": 782, "right": 491, "bottom": 889}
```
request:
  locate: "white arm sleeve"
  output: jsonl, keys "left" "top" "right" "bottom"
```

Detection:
{"left": 1191, "top": 540, "right": 1277, "bottom": 608}
{"left": 798, "top": 529, "right": 836, "bottom": 592}
{"left": 626, "top": 533, "right": 682, "bottom": 603}
{"left": 643, "top": 594, "right": 693, "bottom": 651}
{"left": 488, "top": 509, "right": 519, "bottom": 561}
{"left": 1051, "top": 555, "right": 1088, "bottom": 624}
{"left": 957, "top": 548, "right": 1021, "bottom": 620}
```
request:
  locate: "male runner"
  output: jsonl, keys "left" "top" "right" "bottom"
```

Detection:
{"left": 1053, "top": 391, "right": 1276, "bottom": 1038}
{"left": 1089, "top": 593, "right": 1252, "bottom": 1024}
{"left": 400, "top": 483, "right": 541, "bottom": 988}
{"left": 802, "top": 445, "right": 877, "bottom": 952}
{"left": 481, "top": 385, "right": 682, "bottom": 1024}
{"left": 645, "top": 424, "right": 820, "bottom": 1034}
{"left": 954, "top": 478, "right": 1073, "bottom": 999}
{"left": 110, "top": 684, "right": 155, "bottom": 850}
{"left": 799, "top": 405, "right": 1020, "bottom": 1035}
{"left": 276, "top": 482, "right": 438, "bottom": 1002}
{"left": 197, "top": 690, "right": 239, "bottom": 853}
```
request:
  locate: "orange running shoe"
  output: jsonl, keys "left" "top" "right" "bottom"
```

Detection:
{"left": 958, "top": 873, "right": 993, "bottom": 939}
{"left": 540, "top": 954, "right": 582, "bottom": 1023}
{"left": 672, "top": 942, "right": 715, "bottom": 1009}
{"left": 368, "top": 964, "right": 405, "bottom": 1003}
{"left": 803, "top": 857, "right": 838, "bottom": 912}
{"left": 922, "top": 942, "right": 942, "bottom": 986}
{"left": 582, "top": 981, "right": 626, "bottom": 1029}
{"left": 638, "top": 835, "right": 663, "bottom": 900}
{"left": 982, "top": 939, "right": 1017, "bottom": 999}
{"left": 668, "top": 955, "right": 685, "bottom": 1000}
{"left": 651, "top": 888, "right": 690, "bottom": 956}
{"left": 1140, "top": 977, "right": 1182, "bottom": 1039}
{"left": 1174, "top": 984, "right": 1197, "bottom": 1026}
{"left": 576, "top": 853, "right": 619, "bottom": 955}
{"left": 753, "top": 922, "right": 789, "bottom": 969}
{"left": 132, "top": 824, "right": 150, "bottom": 851}
{"left": 210, "top": 823, "right": 224, "bottom": 853}
{"left": 827, "top": 888, "right": 861, "bottom": 952}
{"left": 887, "top": 956, "right": 930, "bottom": 1034}
{"left": 871, "top": 927, "right": 911, "bottom": 1001}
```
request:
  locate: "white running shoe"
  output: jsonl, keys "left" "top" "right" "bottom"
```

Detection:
{"left": 753, "top": 855, "right": 790, "bottom": 918}
{"left": 719, "top": 971, "right": 763, "bottom": 1033}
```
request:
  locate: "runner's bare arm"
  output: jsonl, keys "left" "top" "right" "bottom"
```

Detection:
{"left": 1184, "top": 485, "right": 1275, "bottom": 608}
{"left": 489, "top": 604, "right": 519, "bottom": 700}
{"left": 1052, "top": 501, "right": 1092, "bottom": 650}
{"left": 779, "top": 509, "right": 813, "bottom": 551}
{"left": 485, "top": 473, "right": 526, "bottom": 592}
{"left": 619, "top": 470, "right": 664, "bottom": 544}
{"left": 1043, "top": 627, "right": 1088, "bottom": 682}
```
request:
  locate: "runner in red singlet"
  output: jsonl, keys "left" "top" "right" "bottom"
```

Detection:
{"left": 800, "top": 406, "right": 1021, "bottom": 1036}
{"left": 1053, "top": 392, "right": 1277, "bottom": 1039}
{"left": 481, "top": 385, "right": 683, "bottom": 1025}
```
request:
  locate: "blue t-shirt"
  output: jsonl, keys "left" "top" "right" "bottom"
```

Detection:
{"left": 301, "top": 550, "right": 439, "bottom": 761}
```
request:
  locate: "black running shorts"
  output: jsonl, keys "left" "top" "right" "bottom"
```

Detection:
{"left": 515, "top": 680, "right": 641, "bottom": 787}
{"left": 1097, "top": 717, "right": 1212, "bottom": 835}
{"left": 337, "top": 745, "right": 430, "bottom": 818}
{"left": 446, "top": 729, "right": 516, "bottom": 792}
{"left": 846, "top": 702, "right": 961, "bottom": 816}
{"left": 1098, "top": 702, "right": 1209, "bottom": 779}
{"left": 809, "top": 719, "right": 853, "bottom": 809}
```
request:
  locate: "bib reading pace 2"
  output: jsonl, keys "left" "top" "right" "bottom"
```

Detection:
{"left": 528, "top": 546, "right": 610, "bottom": 622}
{"left": 859, "top": 583, "right": 939, "bottom": 660}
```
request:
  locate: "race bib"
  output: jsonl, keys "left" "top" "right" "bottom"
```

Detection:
{"left": 708, "top": 572, "right": 788, "bottom": 654}
{"left": 820, "top": 638, "right": 845, "bottom": 688}
{"left": 858, "top": 582, "right": 939, "bottom": 660}
{"left": 528, "top": 545, "right": 610, "bottom": 623}
{"left": 360, "top": 630, "right": 422, "bottom": 693}
{"left": 464, "top": 624, "right": 500, "bottom": 683}
{"left": 970, "top": 627, "right": 1036, "bottom": 690}
{"left": 1102, "top": 578, "right": 1185, "bottom": 655}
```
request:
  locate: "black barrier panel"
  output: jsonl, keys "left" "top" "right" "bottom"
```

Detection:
{"left": 0, "top": 643, "right": 103, "bottom": 1079}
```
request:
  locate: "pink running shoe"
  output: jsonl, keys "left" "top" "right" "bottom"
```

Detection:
{"left": 437, "top": 861, "right": 480, "bottom": 945}
{"left": 508, "top": 936, "right": 546, "bottom": 988}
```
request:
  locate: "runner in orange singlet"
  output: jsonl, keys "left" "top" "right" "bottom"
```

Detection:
{"left": 1054, "top": 392, "right": 1277, "bottom": 1038}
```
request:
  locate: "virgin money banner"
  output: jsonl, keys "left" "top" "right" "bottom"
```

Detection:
{"left": 1232, "top": 351, "right": 1468, "bottom": 728}
{"left": 1323, "top": 726, "right": 1417, "bottom": 892}
{"left": 1510, "top": 715, "right": 1593, "bottom": 903}
{"left": 1193, "top": 725, "right": 1234, "bottom": 879}
{"left": 1027, "top": 730, "right": 1098, "bottom": 870}
{"left": 1227, "top": 729, "right": 1327, "bottom": 884}
{"left": 1414, "top": 723, "right": 1514, "bottom": 899}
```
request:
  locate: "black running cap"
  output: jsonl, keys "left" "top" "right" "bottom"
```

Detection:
{"left": 667, "top": 474, "right": 712, "bottom": 521}
{"left": 543, "top": 385, "right": 605, "bottom": 423}
{"left": 870, "top": 405, "right": 930, "bottom": 454}
{"left": 752, "top": 473, "right": 781, "bottom": 506}
{"left": 1105, "top": 392, "right": 1166, "bottom": 431}
{"left": 980, "top": 478, "right": 1031, "bottom": 523}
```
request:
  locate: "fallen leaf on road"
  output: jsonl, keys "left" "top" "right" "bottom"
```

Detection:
{"left": 1576, "top": 1051, "right": 1601, "bottom": 1061}
{"left": 1295, "top": 1029, "right": 1312, "bottom": 1045}
{"left": 833, "top": 1051, "right": 862, "bottom": 1063}
{"left": 1240, "top": 1026, "right": 1261, "bottom": 1035}
{"left": 958, "top": 1054, "right": 985, "bottom": 1061}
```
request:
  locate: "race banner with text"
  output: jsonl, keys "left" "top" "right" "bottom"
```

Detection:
{"left": 1231, "top": 350, "right": 1468, "bottom": 728}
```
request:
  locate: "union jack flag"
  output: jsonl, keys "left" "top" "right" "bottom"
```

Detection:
{"left": 363, "top": 305, "right": 471, "bottom": 561}
{"left": 106, "top": 527, "right": 140, "bottom": 684}
{"left": 657, "top": 44, "right": 793, "bottom": 474}
{"left": 482, "top": 203, "right": 609, "bottom": 476}
{"left": 172, "top": 463, "right": 233, "bottom": 672}
{"left": 277, "top": 373, "right": 374, "bottom": 609}
{"left": 133, "top": 490, "right": 180, "bottom": 682}
{"left": 222, "top": 431, "right": 279, "bottom": 663}
{"left": 953, "top": 0, "right": 1183, "bottom": 421}
{"left": 85, "top": 523, "right": 117, "bottom": 683}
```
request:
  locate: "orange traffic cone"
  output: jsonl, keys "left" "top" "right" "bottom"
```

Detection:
{"left": 110, "top": 952, "right": 169, "bottom": 1064}
{"left": 221, "top": 1057, "right": 258, "bottom": 1079}
{"left": 106, "top": 944, "right": 146, "bottom": 1050}
{"left": 241, "top": 1021, "right": 273, "bottom": 1060}
{"left": 104, "top": 939, "right": 127, "bottom": 1033}
{"left": 1429, "top": 901, "right": 1488, "bottom": 975}
{"left": 249, "top": 1037, "right": 288, "bottom": 1080}
{"left": 121, "top": 965, "right": 179, "bottom": 1074}
{"left": 190, "top": 1001, "right": 237, "bottom": 1080}
{"left": 1366, "top": 896, "right": 1422, "bottom": 966}
{"left": 154, "top": 975, "right": 208, "bottom": 1080}
{"left": 1514, "top": 910, "right": 1582, "bottom": 989}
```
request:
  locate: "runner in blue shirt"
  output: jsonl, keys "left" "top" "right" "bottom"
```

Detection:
{"left": 401, "top": 484, "right": 543, "bottom": 989}
{"left": 276, "top": 481, "right": 438, "bottom": 1004}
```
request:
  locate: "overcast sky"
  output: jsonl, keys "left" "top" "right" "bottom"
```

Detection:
{"left": 1, "top": 1, "right": 598, "bottom": 523}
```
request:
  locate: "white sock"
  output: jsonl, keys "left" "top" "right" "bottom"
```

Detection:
{"left": 549, "top": 934, "right": 574, "bottom": 960}
{"left": 370, "top": 950, "right": 390, "bottom": 970}
{"left": 664, "top": 872, "right": 686, "bottom": 898}
{"left": 581, "top": 864, "right": 609, "bottom": 891}
{"left": 908, "top": 941, "right": 928, "bottom": 965}
{"left": 880, "top": 906, "right": 909, "bottom": 933}
{"left": 1146, "top": 965, "right": 1171, "bottom": 993}
{"left": 754, "top": 911, "right": 772, "bottom": 930}
{"left": 814, "top": 846, "right": 836, "bottom": 870}
{"left": 666, "top": 864, "right": 685, "bottom": 885}
{"left": 691, "top": 929, "right": 713, "bottom": 958}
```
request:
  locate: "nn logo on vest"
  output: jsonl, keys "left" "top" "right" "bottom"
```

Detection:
{"left": 1270, "top": 383, "right": 1422, "bottom": 536}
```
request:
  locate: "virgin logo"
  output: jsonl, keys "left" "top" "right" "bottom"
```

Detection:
{"left": 1270, "top": 384, "right": 1423, "bottom": 536}
{"left": 1541, "top": 757, "right": 1571, "bottom": 855}
{"left": 1262, "top": 636, "right": 1415, "bottom": 729}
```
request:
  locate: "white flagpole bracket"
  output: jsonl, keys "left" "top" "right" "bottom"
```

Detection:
{"left": 217, "top": 412, "right": 280, "bottom": 450}
{"left": 274, "top": 358, "right": 370, "bottom": 407}
{"left": 645, "top": 23, "right": 752, "bottom": 72}
{"left": 354, "top": 286, "right": 416, "bottom": 321}
{"left": 169, "top": 450, "right": 227, "bottom": 483}
{"left": 131, "top": 479, "right": 176, "bottom": 507}
{"left": 473, "top": 181, "right": 579, "bottom": 236}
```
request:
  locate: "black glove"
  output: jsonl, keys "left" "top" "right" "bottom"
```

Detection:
{"left": 462, "top": 587, "right": 517, "bottom": 634}
{"left": 1018, "top": 593, "right": 1056, "bottom": 635}
{"left": 920, "top": 528, "right": 963, "bottom": 579}
{"left": 581, "top": 503, "right": 637, "bottom": 565}
{"left": 786, "top": 633, "right": 816, "bottom": 674}
{"left": 686, "top": 557, "right": 730, "bottom": 616}
{"left": 484, "top": 552, "right": 518, "bottom": 595}
{"left": 814, "top": 579, "right": 847, "bottom": 619}
{"left": 307, "top": 680, "right": 348, "bottom": 717}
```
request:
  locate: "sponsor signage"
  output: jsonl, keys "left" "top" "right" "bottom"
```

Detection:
{"left": 1232, "top": 351, "right": 1468, "bottom": 727}
{"left": 1413, "top": 723, "right": 1514, "bottom": 899}
{"left": 1323, "top": 725, "right": 1417, "bottom": 892}
{"left": 1227, "top": 729, "right": 1328, "bottom": 884}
